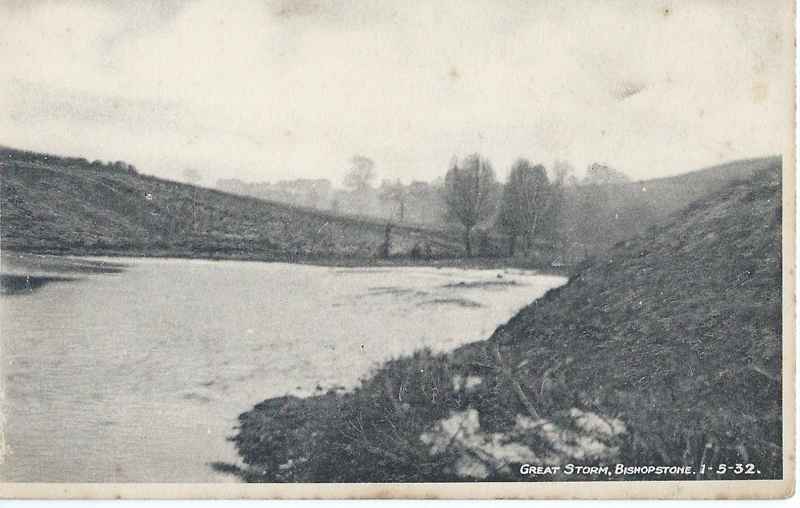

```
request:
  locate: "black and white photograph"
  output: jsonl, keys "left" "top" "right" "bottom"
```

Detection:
{"left": 0, "top": 0, "right": 794, "bottom": 499}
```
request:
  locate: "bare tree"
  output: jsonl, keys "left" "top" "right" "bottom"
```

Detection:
{"left": 496, "top": 159, "right": 550, "bottom": 256}
{"left": 379, "top": 179, "right": 407, "bottom": 222}
{"left": 443, "top": 154, "right": 497, "bottom": 257}
{"left": 343, "top": 155, "right": 376, "bottom": 191}
{"left": 550, "top": 160, "right": 575, "bottom": 186}
{"left": 544, "top": 160, "right": 574, "bottom": 254}
{"left": 343, "top": 155, "right": 376, "bottom": 214}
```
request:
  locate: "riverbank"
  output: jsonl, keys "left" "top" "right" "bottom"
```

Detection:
{"left": 1, "top": 249, "right": 570, "bottom": 277}
{"left": 3, "top": 146, "right": 776, "bottom": 272}
{"left": 2, "top": 147, "right": 473, "bottom": 261}
{"left": 0, "top": 255, "right": 566, "bottom": 482}
{"left": 221, "top": 164, "right": 783, "bottom": 482}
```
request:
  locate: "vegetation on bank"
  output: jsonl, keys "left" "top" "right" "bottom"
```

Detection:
{"left": 0, "top": 147, "right": 467, "bottom": 261}
{"left": 1, "top": 145, "right": 783, "bottom": 481}
{"left": 219, "top": 161, "right": 782, "bottom": 482}
{"left": 1, "top": 146, "right": 778, "bottom": 268}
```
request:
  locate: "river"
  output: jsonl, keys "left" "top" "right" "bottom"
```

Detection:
{"left": 0, "top": 254, "right": 565, "bottom": 482}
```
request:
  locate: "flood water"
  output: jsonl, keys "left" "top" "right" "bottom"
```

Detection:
{"left": 0, "top": 255, "right": 565, "bottom": 482}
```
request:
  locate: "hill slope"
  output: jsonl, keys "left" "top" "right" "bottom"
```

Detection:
{"left": 1, "top": 145, "right": 778, "bottom": 266}
{"left": 0, "top": 147, "right": 463, "bottom": 260}
{"left": 225, "top": 160, "right": 782, "bottom": 482}
{"left": 558, "top": 156, "right": 780, "bottom": 260}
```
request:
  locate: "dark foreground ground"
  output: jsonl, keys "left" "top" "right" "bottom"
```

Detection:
{"left": 217, "top": 163, "right": 783, "bottom": 482}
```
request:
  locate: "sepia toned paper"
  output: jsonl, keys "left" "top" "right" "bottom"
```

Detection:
{"left": 0, "top": 0, "right": 795, "bottom": 499}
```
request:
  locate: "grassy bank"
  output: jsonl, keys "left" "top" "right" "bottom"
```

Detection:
{"left": 220, "top": 162, "right": 782, "bottom": 482}
{"left": 2, "top": 146, "right": 777, "bottom": 269}
{"left": 0, "top": 146, "right": 467, "bottom": 261}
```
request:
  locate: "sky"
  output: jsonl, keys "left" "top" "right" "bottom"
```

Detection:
{"left": 0, "top": 0, "right": 793, "bottom": 185}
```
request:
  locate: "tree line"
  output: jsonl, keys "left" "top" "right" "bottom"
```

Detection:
{"left": 217, "top": 155, "right": 447, "bottom": 225}
{"left": 441, "top": 154, "right": 647, "bottom": 261}
{"left": 217, "top": 153, "right": 654, "bottom": 263}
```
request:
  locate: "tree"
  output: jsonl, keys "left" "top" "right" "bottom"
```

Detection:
{"left": 379, "top": 179, "right": 407, "bottom": 222}
{"left": 551, "top": 160, "right": 575, "bottom": 187}
{"left": 343, "top": 155, "right": 376, "bottom": 214}
{"left": 443, "top": 154, "right": 497, "bottom": 257}
{"left": 573, "top": 178, "right": 610, "bottom": 258}
{"left": 545, "top": 160, "right": 575, "bottom": 252}
{"left": 406, "top": 180, "right": 445, "bottom": 224}
{"left": 343, "top": 155, "right": 376, "bottom": 191}
{"left": 496, "top": 159, "right": 550, "bottom": 256}
{"left": 568, "top": 163, "right": 631, "bottom": 258}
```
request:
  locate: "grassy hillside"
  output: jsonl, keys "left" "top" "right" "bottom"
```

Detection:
{"left": 223, "top": 160, "right": 782, "bottom": 482}
{"left": 0, "top": 147, "right": 463, "bottom": 261}
{"left": 1, "top": 145, "right": 777, "bottom": 266}
{"left": 620, "top": 156, "right": 778, "bottom": 217}
{"left": 558, "top": 157, "right": 780, "bottom": 261}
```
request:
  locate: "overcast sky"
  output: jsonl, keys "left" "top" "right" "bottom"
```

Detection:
{"left": 0, "top": 0, "right": 792, "bottom": 185}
